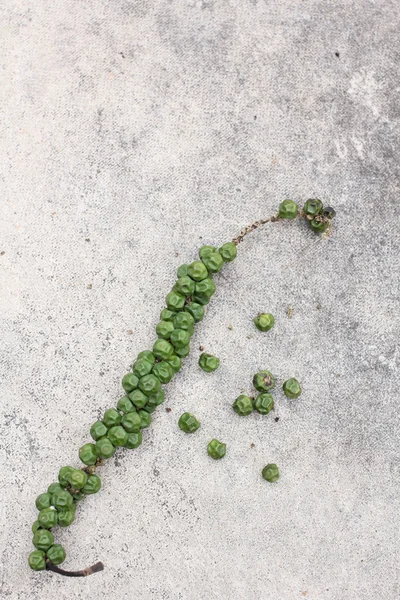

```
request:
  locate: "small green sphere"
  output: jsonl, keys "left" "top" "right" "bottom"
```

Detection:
{"left": 38, "top": 508, "right": 58, "bottom": 529}
{"left": 262, "top": 464, "right": 280, "bottom": 482}
{"left": 156, "top": 320, "right": 175, "bottom": 339}
{"left": 116, "top": 396, "right": 135, "bottom": 414}
{"left": 173, "top": 312, "right": 194, "bottom": 331}
{"left": 121, "top": 373, "right": 139, "bottom": 393}
{"left": 107, "top": 425, "right": 128, "bottom": 447}
{"left": 139, "top": 373, "right": 161, "bottom": 396}
{"left": 195, "top": 278, "right": 216, "bottom": 301}
{"left": 176, "top": 264, "right": 189, "bottom": 277}
{"left": 178, "top": 412, "right": 200, "bottom": 433}
{"left": 58, "top": 508, "right": 75, "bottom": 527}
{"left": 90, "top": 420, "right": 108, "bottom": 441}
{"left": 82, "top": 474, "right": 102, "bottom": 495}
{"left": 125, "top": 431, "right": 143, "bottom": 449}
{"left": 184, "top": 301, "right": 205, "bottom": 323}
{"left": 254, "top": 393, "right": 274, "bottom": 415}
{"left": 166, "top": 354, "right": 182, "bottom": 374}
{"left": 310, "top": 218, "right": 329, "bottom": 233}
{"left": 32, "top": 521, "right": 42, "bottom": 534}
{"left": 175, "top": 275, "right": 196, "bottom": 296}
{"left": 137, "top": 350, "right": 156, "bottom": 365}
{"left": 121, "top": 411, "right": 142, "bottom": 433}
{"left": 102, "top": 408, "right": 121, "bottom": 428}
{"left": 35, "top": 493, "right": 52, "bottom": 511}
{"left": 278, "top": 199, "right": 298, "bottom": 219}
{"left": 207, "top": 439, "right": 226, "bottom": 460}
{"left": 303, "top": 198, "right": 323, "bottom": 217}
{"left": 219, "top": 242, "right": 237, "bottom": 262}
{"left": 199, "top": 245, "right": 217, "bottom": 259}
{"left": 174, "top": 343, "right": 190, "bottom": 358}
{"left": 253, "top": 313, "right": 275, "bottom": 332}
{"left": 253, "top": 370, "right": 275, "bottom": 392}
{"left": 282, "top": 378, "right": 302, "bottom": 399}
{"left": 66, "top": 469, "right": 88, "bottom": 490}
{"left": 170, "top": 328, "right": 191, "bottom": 350}
{"left": 187, "top": 261, "right": 208, "bottom": 281}
{"left": 160, "top": 308, "right": 177, "bottom": 322}
{"left": 79, "top": 443, "right": 97, "bottom": 466}
{"left": 33, "top": 529, "right": 54, "bottom": 551}
{"left": 132, "top": 358, "right": 153, "bottom": 378}
{"left": 51, "top": 489, "right": 74, "bottom": 510}
{"left": 128, "top": 388, "right": 148, "bottom": 409}
{"left": 201, "top": 251, "right": 224, "bottom": 274}
{"left": 199, "top": 352, "right": 220, "bottom": 372}
{"left": 138, "top": 410, "right": 152, "bottom": 429}
{"left": 46, "top": 544, "right": 66, "bottom": 566}
{"left": 58, "top": 466, "right": 74, "bottom": 488}
{"left": 166, "top": 290, "right": 186, "bottom": 311}
{"left": 95, "top": 437, "right": 116, "bottom": 459}
{"left": 153, "top": 338, "right": 174, "bottom": 360}
{"left": 149, "top": 389, "right": 165, "bottom": 406}
{"left": 152, "top": 361, "right": 174, "bottom": 383}
{"left": 232, "top": 394, "right": 254, "bottom": 416}
{"left": 47, "top": 482, "right": 63, "bottom": 496}
{"left": 28, "top": 550, "right": 46, "bottom": 571}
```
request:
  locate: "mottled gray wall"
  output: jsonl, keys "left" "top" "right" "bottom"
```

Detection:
{"left": 0, "top": 1, "right": 399, "bottom": 599}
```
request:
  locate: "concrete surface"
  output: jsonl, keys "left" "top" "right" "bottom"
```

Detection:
{"left": 0, "top": 1, "right": 399, "bottom": 599}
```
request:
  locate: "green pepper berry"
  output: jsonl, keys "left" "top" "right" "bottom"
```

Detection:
{"left": 152, "top": 361, "right": 174, "bottom": 383}
{"left": 207, "top": 439, "right": 226, "bottom": 460}
{"left": 126, "top": 431, "right": 143, "bottom": 449}
{"left": 195, "top": 278, "right": 216, "bottom": 301}
{"left": 90, "top": 420, "right": 108, "bottom": 441}
{"left": 103, "top": 408, "right": 122, "bottom": 428}
{"left": 219, "top": 242, "right": 237, "bottom": 262}
{"left": 278, "top": 199, "right": 298, "bottom": 219}
{"left": 253, "top": 370, "right": 275, "bottom": 392}
{"left": 82, "top": 474, "right": 101, "bottom": 495}
{"left": 232, "top": 394, "right": 254, "bottom": 416}
{"left": 187, "top": 261, "right": 208, "bottom": 281}
{"left": 132, "top": 358, "right": 153, "bottom": 378}
{"left": 175, "top": 275, "right": 196, "bottom": 296}
{"left": 32, "top": 521, "right": 42, "bottom": 534}
{"left": 322, "top": 206, "right": 336, "bottom": 219}
{"left": 51, "top": 489, "right": 73, "bottom": 510}
{"left": 310, "top": 218, "right": 329, "bottom": 233}
{"left": 71, "top": 490, "right": 84, "bottom": 501}
{"left": 303, "top": 198, "right": 323, "bottom": 217}
{"left": 78, "top": 443, "right": 97, "bottom": 466}
{"left": 253, "top": 313, "right": 275, "bottom": 332}
{"left": 47, "top": 482, "right": 64, "bottom": 496}
{"left": 173, "top": 311, "right": 194, "bottom": 331}
{"left": 160, "top": 308, "right": 177, "bottom": 322}
{"left": 95, "top": 437, "right": 116, "bottom": 459}
{"left": 137, "top": 350, "right": 156, "bottom": 365}
{"left": 121, "top": 411, "right": 142, "bottom": 433}
{"left": 166, "top": 354, "right": 182, "bottom": 373}
{"left": 199, "top": 352, "right": 220, "bottom": 372}
{"left": 138, "top": 410, "right": 152, "bottom": 429}
{"left": 107, "top": 425, "right": 128, "bottom": 447}
{"left": 254, "top": 393, "right": 274, "bottom": 415}
{"left": 166, "top": 290, "right": 186, "bottom": 311}
{"left": 184, "top": 301, "right": 205, "bottom": 323}
{"left": 33, "top": 528, "right": 54, "bottom": 551}
{"left": 201, "top": 251, "right": 224, "bottom": 274}
{"left": 153, "top": 338, "right": 174, "bottom": 360}
{"left": 38, "top": 507, "right": 58, "bottom": 529}
{"left": 174, "top": 343, "right": 190, "bottom": 358}
{"left": 35, "top": 493, "right": 52, "bottom": 511}
{"left": 58, "top": 508, "right": 76, "bottom": 527}
{"left": 170, "top": 328, "right": 191, "bottom": 350}
{"left": 129, "top": 388, "right": 148, "bottom": 408}
{"left": 282, "top": 378, "right": 302, "bottom": 399}
{"left": 116, "top": 396, "right": 135, "bottom": 414}
{"left": 139, "top": 373, "right": 161, "bottom": 396}
{"left": 156, "top": 320, "right": 175, "bottom": 339}
{"left": 28, "top": 550, "right": 47, "bottom": 571}
{"left": 262, "top": 463, "right": 280, "bottom": 482}
{"left": 178, "top": 412, "right": 200, "bottom": 433}
{"left": 177, "top": 264, "right": 189, "bottom": 277}
{"left": 121, "top": 373, "right": 139, "bottom": 393}
{"left": 199, "top": 245, "right": 217, "bottom": 259}
{"left": 58, "top": 466, "right": 74, "bottom": 488}
{"left": 67, "top": 469, "right": 88, "bottom": 490}
{"left": 46, "top": 544, "right": 66, "bottom": 565}
{"left": 149, "top": 389, "right": 165, "bottom": 406}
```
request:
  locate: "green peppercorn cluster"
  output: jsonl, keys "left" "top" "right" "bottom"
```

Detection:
{"left": 278, "top": 198, "right": 336, "bottom": 234}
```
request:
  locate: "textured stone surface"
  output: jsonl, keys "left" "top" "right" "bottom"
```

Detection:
{"left": 0, "top": 1, "right": 399, "bottom": 599}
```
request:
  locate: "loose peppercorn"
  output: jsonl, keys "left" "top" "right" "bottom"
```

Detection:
{"left": 282, "top": 378, "right": 302, "bottom": 398}
{"left": 38, "top": 508, "right": 58, "bottom": 529}
{"left": 95, "top": 437, "right": 116, "bottom": 459}
{"left": 199, "top": 245, "right": 217, "bottom": 259}
{"left": 184, "top": 301, "right": 205, "bottom": 322}
{"left": 126, "top": 431, "right": 143, "bottom": 449}
{"left": 160, "top": 308, "right": 177, "bottom": 322}
{"left": 175, "top": 344, "right": 190, "bottom": 358}
{"left": 35, "top": 493, "right": 52, "bottom": 511}
{"left": 82, "top": 474, "right": 101, "bottom": 495}
{"left": 219, "top": 242, "right": 237, "bottom": 262}
{"left": 79, "top": 443, "right": 97, "bottom": 466}
{"left": 166, "top": 290, "right": 186, "bottom": 311}
{"left": 207, "top": 439, "right": 226, "bottom": 460}
{"left": 153, "top": 338, "right": 174, "bottom": 360}
{"left": 201, "top": 251, "right": 224, "bottom": 274}
{"left": 46, "top": 544, "right": 66, "bottom": 565}
{"left": 178, "top": 412, "right": 201, "bottom": 433}
{"left": 107, "top": 425, "right": 128, "bottom": 447}
{"left": 253, "top": 313, "right": 275, "bottom": 332}
{"left": 262, "top": 464, "right": 280, "bottom": 482}
{"left": 121, "top": 411, "right": 141, "bottom": 433}
{"left": 129, "top": 388, "right": 148, "bottom": 409}
{"left": 199, "top": 352, "right": 220, "bottom": 372}
{"left": 173, "top": 311, "right": 194, "bottom": 331}
{"left": 152, "top": 361, "right": 174, "bottom": 383}
{"left": 310, "top": 219, "right": 329, "bottom": 233}
{"left": 102, "top": 408, "right": 121, "bottom": 428}
{"left": 278, "top": 199, "right": 298, "bottom": 219}
{"left": 51, "top": 489, "right": 74, "bottom": 510}
{"left": 166, "top": 355, "right": 182, "bottom": 373}
{"left": 254, "top": 393, "right": 274, "bottom": 414}
{"left": 90, "top": 420, "right": 108, "bottom": 441}
{"left": 175, "top": 275, "right": 196, "bottom": 296}
{"left": 232, "top": 394, "right": 254, "bottom": 416}
{"left": 28, "top": 550, "right": 47, "bottom": 571}
{"left": 170, "top": 328, "right": 191, "bottom": 350}
{"left": 303, "top": 199, "right": 323, "bottom": 218}
{"left": 176, "top": 264, "right": 189, "bottom": 277}
{"left": 132, "top": 358, "right": 153, "bottom": 378}
{"left": 33, "top": 529, "right": 54, "bottom": 551}
{"left": 138, "top": 410, "right": 152, "bottom": 429}
{"left": 122, "top": 373, "right": 139, "bottom": 393}
{"left": 58, "top": 509, "right": 75, "bottom": 527}
{"left": 156, "top": 320, "right": 174, "bottom": 339}
{"left": 116, "top": 396, "right": 134, "bottom": 414}
{"left": 139, "top": 373, "right": 161, "bottom": 396}
{"left": 322, "top": 206, "right": 336, "bottom": 219}
{"left": 67, "top": 469, "right": 88, "bottom": 490}
{"left": 253, "top": 370, "right": 275, "bottom": 392}
{"left": 137, "top": 350, "right": 156, "bottom": 365}
{"left": 187, "top": 261, "right": 208, "bottom": 281}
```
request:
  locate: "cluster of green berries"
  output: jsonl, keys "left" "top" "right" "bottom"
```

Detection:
{"left": 233, "top": 371, "right": 302, "bottom": 418}
{"left": 278, "top": 198, "right": 336, "bottom": 233}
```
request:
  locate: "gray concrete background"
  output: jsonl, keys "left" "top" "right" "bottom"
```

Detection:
{"left": 0, "top": 1, "right": 399, "bottom": 599}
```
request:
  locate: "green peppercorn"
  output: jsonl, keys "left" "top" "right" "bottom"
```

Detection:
{"left": 262, "top": 463, "right": 280, "bottom": 482}
{"left": 322, "top": 206, "right": 336, "bottom": 219}
{"left": 116, "top": 396, "right": 135, "bottom": 414}
{"left": 160, "top": 308, "right": 177, "bottom": 322}
{"left": 207, "top": 439, "right": 226, "bottom": 460}
{"left": 46, "top": 544, "right": 66, "bottom": 565}
{"left": 149, "top": 389, "right": 165, "bottom": 406}
{"left": 156, "top": 320, "right": 175, "bottom": 339}
{"left": 90, "top": 420, "right": 108, "bottom": 441}
{"left": 121, "top": 373, "right": 139, "bottom": 393}
{"left": 103, "top": 408, "right": 122, "bottom": 428}
{"left": 201, "top": 251, "right": 224, "bottom": 274}
{"left": 142, "top": 400, "right": 156, "bottom": 413}
{"left": 107, "top": 425, "right": 128, "bottom": 447}
{"left": 199, "top": 352, "right": 220, "bottom": 372}
{"left": 310, "top": 218, "right": 329, "bottom": 233}
{"left": 199, "top": 245, "right": 217, "bottom": 259}
{"left": 253, "top": 313, "right": 275, "bottom": 332}
{"left": 254, "top": 393, "right": 274, "bottom": 414}
{"left": 232, "top": 394, "right": 254, "bottom": 416}
{"left": 278, "top": 199, "right": 298, "bottom": 219}
{"left": 66, "top": 469, "right": 88, "bottom": 490}
{"left": 28, "top": 550, "right": 47, "bottom": 571}
{"left": 139, "top": 373, "right": 161, "bottom": 396}
{"left": 33, "top": 528, "right": 54, "bottom": 551}
{"left": 170, "top": 328, "right": 191, "bottom": 350}
{"left": 138, "top": 410, "right": 152, "bottom": 429}
{"left": 166, "top": 354, "right": 182, "bottom": 373}
{"left": 253, "top": 370, "right": 275, "bottom": 392}
{"left": 58, "top": 508, "right": 76, "bottom": 527}
{"left": 125, "top": 431, "right": 143, "bottom": 449}
{"left": 35, "top": 493, "right": 52, "bottom": 511}
{"left": 177, "top": 264, "right": 189, "bottom": 277}
{"left": 175, "top": 275, "right": 196, "bottom": 296}
{"left": 219, "top": 242, "right": 237, "bottom": 262}
{"left": 121, "top": 411, "right": 142, "bottom": 433}
{"left": 132, "top": 358, "right": 153, "bottom": 378}
{"left": 303, "top": 198, "right": 323, "bottom": 217}
{"left": 51, "top": 489, "right": 73, "bottom": 510}
{"left": 153, "top": 338, "right": 174, "bottom": 360}
{"left": 178, "top": 412, "right": 200, "bottom": 433}
{"left": 173, "top": 312, "right": 194, "bottom": 331}
{"left": 137, "top": 350, "right": 156, "bottom": 365}
{"left": 152, "top": 361, "right": 174, "bottom": 383}
{"left": 82, "top": 474, "right": 101, "bottom": 495}
{"left": 71, "top": 490, "right": 84, "bottom": 501}
{"left": 195, "top": 278, "right": 216, "bottom": 301}
{"left": 129, "top": 388, "right": 148, "bottom": 408}
{"left": 184, "top": 301, "right": 205, "bottom": 322}
{"left": 47, "top": 483, "right": 63, "bottom": 497}
{"left": 78, "top": 442, "right": 97, "bottom": 466}
{"left": 32, "top": 521, "right": 42, "bottom": 534}
{"left": 187, "top": 261, "right": 208, "bottom": 281}
{"left": 95, "top": 437, "right": 116, "bottom": 459}
{"left": 166, "top": 290, "right": 186, "bottom": 311}
{"left": 175, "top": 344, "right": 190, "bottom": 358}
{"left": 58, "top": 466, "right": 74, "bottom": 488}
{"left": 38, "top": 507, "right": 58, "bottom": 529}
{"left": 282, "top": 378, "right": 302, "bottom": 399}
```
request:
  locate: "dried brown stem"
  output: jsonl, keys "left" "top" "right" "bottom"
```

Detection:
{"left": 232, "top": 214, "right": 280, "bottom": 245}
{"left": 46, "top": 560, "right": 104, "bottom": 577}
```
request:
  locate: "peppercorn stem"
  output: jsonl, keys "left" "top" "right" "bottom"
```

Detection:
{"left": 46, "top": 560, "right": 104, "bottom": 577}
{"left": 232, "top": 214, "right": 280, "bottom": 245}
